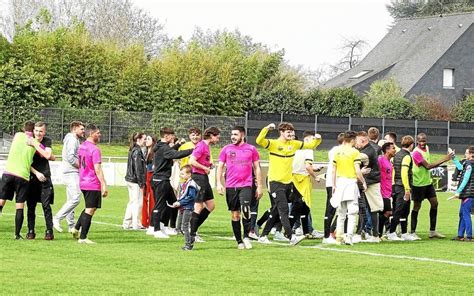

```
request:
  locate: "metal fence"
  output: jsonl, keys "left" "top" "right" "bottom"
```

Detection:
{"left": 0, "top": 107, "right": 245, "bottom": 146}
{"left": 246, "top": 113, "right": 474, "bottom": 153}
{"left": 1, "top": 107, "right": 474, "bottom": 152}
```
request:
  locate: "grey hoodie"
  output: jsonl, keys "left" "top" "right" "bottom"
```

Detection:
{"left": 62, "top": 132, "right": 80, "bottom": 175}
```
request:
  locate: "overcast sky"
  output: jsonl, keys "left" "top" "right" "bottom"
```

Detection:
{"left": 134, "top": 0, "right": 394, "bottom": 71}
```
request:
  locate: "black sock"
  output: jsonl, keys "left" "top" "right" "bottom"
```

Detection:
{"left": 400, "top": 218, "right": 408, "bottom": 234}
{"left": 197, "top": 208, "right": 210, "bottom": 228}
{"left": 429, "top": 208, "right": 437, "bottom": 231}
{"left": 301, "top": 215, "right": 310, "bottom": 235}
{"left": 15, "top": 209, "right": 24, "bottom": 236}
{"left": 232, "top": 220, "right": 243, "bottom": 244}
{"left": 190, "top": 212, "right": 200, "bottom": 236}
{"left": 385, "top": 217, "right": 391, "bottom": 233}
{"left": 80, "top": 213, "right": 93, "bottom": 240}
{"left": 0, "top": 205, "right": 3, "bottom": 212}
{"left": 411, "top": 210, "right": 419, "bottom": 233}
{"left": 257, "top": 210, "right": 270, "bottom": 227}
{"left": 242, "top": 218, "right": 251, "bottom": 238}
{"left": 153, "top": 210, "right": 161, "bottom": 231}
{"left": 250, "top": 213, "right": 257, "bottom": 231}
{"left": 379, "top": 214, "right": 386, "bottom": 237}
{"left": 75, "top": 210, "right": 85, "bottom": 230}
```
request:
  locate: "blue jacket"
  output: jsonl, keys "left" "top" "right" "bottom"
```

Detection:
{"left": 178, "top": 179, "right": 199, "bottom": 210}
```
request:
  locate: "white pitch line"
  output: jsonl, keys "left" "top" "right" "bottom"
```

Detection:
{"left": 307, "top": 245, "right": 474, "bottom": 267}
{"left": 3, "top": 213, "right": 474, "bottom": 267}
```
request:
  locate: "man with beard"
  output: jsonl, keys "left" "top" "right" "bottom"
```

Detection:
{"left": 216, "top": 126, "right": 263, "bottom": 250}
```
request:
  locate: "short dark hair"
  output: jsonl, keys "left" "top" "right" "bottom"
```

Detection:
{"left": 203, "top": 127, "right": 220, "bottom": 140}
{"left": 467, "top": 146, "right": 474, "bottom": 155}
{"left": 343, "top": 131, "right": 357, "bottom": 143}
{"left": 86, "top": 124, "right": 99, "bottom": 137}
{"left": 382, "top": 142, "right": 394, "bottom": 153}
{"left": 188, "top": 127, "right": 201, "bottom": 135}
{"left": 303, "top": 130, "right": 314, "bottom": 138}
{"left": 232, "top": 126, "right": 245, "bottom": 134}
{"left": 385, "top": 132, "right": 397, "bottom": 142}
{"left": 337, "top": 132, "right": 345, "bottom": 145}
{"left": 368, "top": 127, "right": 380, "bottom": 141}
{"left": 70, "top": 121, "right": 84, "bottom": 131}
{"left": 417, "top": 133, "right": 427, "bottom": 140}
{"left": 278, "top": 122, "right": 294, "bottom": 132}
{"left": 401, "top": 135, "right": 414, "bottom": 148}
{"left": 23, "top": 121, "right": 35, "bottom": 132}
{"left": 160, "top": 127, "right": 174, "bottom": 137}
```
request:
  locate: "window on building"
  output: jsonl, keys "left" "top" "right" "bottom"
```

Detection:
{"left": 350, "top": 70, "right": 372, "bottom": 79}
{"left": 443, "top": 68, "right": 454, "bottom": 88}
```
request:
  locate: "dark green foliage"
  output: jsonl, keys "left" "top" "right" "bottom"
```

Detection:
{"left": 452, "top": 94, "right": 474, "bottom": 121}
{"left": 387, "top": 0, "right": 474, "bottom": 19}
{"left": 362, "top": 78, "right": 415, "bottom": 119}
{"left": 310, "top": 87, "right": 363, "bottom": 117}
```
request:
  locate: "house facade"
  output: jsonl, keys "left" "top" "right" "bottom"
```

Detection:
{"left": 323, "top": 13, "right": 474, "bottom": 106}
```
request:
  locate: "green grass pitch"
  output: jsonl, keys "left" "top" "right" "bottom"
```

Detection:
{"left": 1, "top": 186, "right": 473, "bottom": 295}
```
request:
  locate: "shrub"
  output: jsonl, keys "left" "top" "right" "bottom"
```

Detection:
{"left": 310, "top": 87, "right": 362, "bottom": 117}
{"left": 362, "top": 78, "right": 414, "bottom": 119}
{"left": 412, "top": 95, "right": 452, "bottom": 121}
{"left": 452, "top": 94, "right": 474, "bottom": 122}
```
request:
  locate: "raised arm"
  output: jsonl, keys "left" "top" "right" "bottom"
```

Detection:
{"left": 414, "top": 150, "right": 451, "bottom": 170}
{"left": 27, "top": 138, "right": 52, "bottom": 159}
{"left": 301, "top": 134, "right": 322, "bottom": 150}
{"left": 163, "top": 147, "right": 193, "bottom": 160}
{"left": 256, "top": 123, "right": 275, "bottom": 148}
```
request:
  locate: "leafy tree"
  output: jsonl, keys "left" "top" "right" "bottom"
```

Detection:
{"left": 362, "top": 78, "right": 414, "bottom": 119}
{"left": 387, "top": 0, "right": 474, "bottom": 19}
{"left": 452, "top": 94, "right": 474, "bottom": 121}
{"left": 0, "top": 60, "right": 53, "bottom": 131}
{"left": 0, "top": 0, "right": 168, "bottom": 55}
{"left": 310, "top": 87, "right": 363, "bottom": 117}
{"left": 250, "top": 66, "right": 307, "bottom": 114}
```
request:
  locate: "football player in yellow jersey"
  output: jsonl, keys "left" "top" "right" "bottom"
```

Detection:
{"left": 179, "top": 127, "right": 202, "bottom": 168}
{"left": 256, "top": 122, "right": 321, "bottom": 245}
{"left": 330, "top": 131, "right": 366, "bottom": 245}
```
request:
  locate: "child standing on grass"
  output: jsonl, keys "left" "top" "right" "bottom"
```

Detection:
{"left": 173, "top": 165, "right": 199, "bottom": 250}
{"left": 450, "top": 146, "right": 474, "bottom": 242}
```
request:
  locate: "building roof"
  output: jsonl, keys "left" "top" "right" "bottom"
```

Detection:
{"left": 323, "top": 12, "right": 474, "bottom": 94}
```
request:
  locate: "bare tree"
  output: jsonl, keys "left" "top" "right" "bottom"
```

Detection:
{"left": 0, "top": 0, "right": 168, "bottom": 55}
{"left": 330, "top": 37, "right": 368, "bottom": 77}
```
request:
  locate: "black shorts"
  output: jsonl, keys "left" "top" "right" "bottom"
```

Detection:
{"left": 82, "top": 190, "right": 102, "bottom": 209}
{"left": 27, "top": 177, "right": 54, "bottom": 205}
{"left": 382, "top": 198, "right": 392, "bottom": 212}
{"left": 192, "top": 173, "right": 214, "bottom": 203}
{"left": 226, "top": 187, "right": 252, "bottom": 211}
{"left": 269, "top": 181, "right": 293, "bottom": 201}
{"left": 412, "top": 184, "right": 436, "bottom": 202}
{"left": 0, "top": 174, "right": 29, "bottom": 203}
